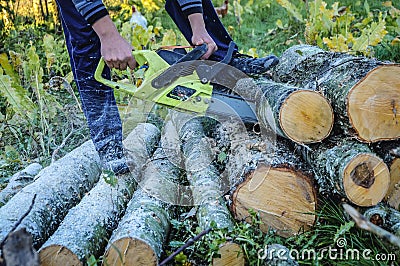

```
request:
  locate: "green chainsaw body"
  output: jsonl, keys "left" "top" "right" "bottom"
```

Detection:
{"left": 94, "top": 50, "right": 213, "bottom": 114}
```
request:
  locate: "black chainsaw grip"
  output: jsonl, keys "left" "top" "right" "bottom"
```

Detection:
{"left": 175, "top": 43, "right": 208, "bottom": 63}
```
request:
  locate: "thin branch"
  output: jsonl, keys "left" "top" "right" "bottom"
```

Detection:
{"left": 49, "top": 76, "right": 82, "bottom": 112}
{"left": 51, "top": 123, "right": 76, "bottom": 163}
{"left": 342, "top": 203, "right": 400, "bottom": 248}
{"left": 159, "top": 228, "right": 212, "bottom": 266}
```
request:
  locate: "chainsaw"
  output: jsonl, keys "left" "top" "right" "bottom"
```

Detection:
{"left": 94, "top": 42, "right": 257, "bottom": 124}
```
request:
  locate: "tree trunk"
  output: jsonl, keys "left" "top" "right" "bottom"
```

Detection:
{"left": 43, "top": 0, "right": 49, "bottom": 20}
{"left": 300, "top": 137, "right": 390, "bottom": 207}
{"left": 166, "top": 113, "right": 245, "bottom": 265}
{"left": 387, "top": 158, "right": 400, "bottom": 210}
{"left": 38, "top": 123, "right": 160, "bottom": 266}
{"left": 212, "top": 242, "right": 245, "bottom": 266}
{"left": 0, "top": 140, "right": 101, "bottom": 248}
{"left": 216, "top": 121, "right": 317, "bottom": 237}
{"left": 274, "top": 44, "right": 400, "bottom": 143}
{"left": 363, "top": 204, "right": 400, "bottom": 237}
{"left": 102, "top": 147, "right": 181, "bottom": 266}
{"left": 234, "top": 78, "right": 333, "bottom": 144}
{"left": 372, "top": 140, "right": 400, "bottom": 210}
{"left": 0, "top": 163, "right": 42, "bottom": 207}
{"left": 169, "top": 111, "right": 234, "bottom": 229}
{"left": 2, "top": 228, "right": 39, "bottom": 266}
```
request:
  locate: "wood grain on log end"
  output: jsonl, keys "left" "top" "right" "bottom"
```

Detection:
{"left": 231, "top": 164, "right": 316, "bottom": 237}
{"left": 348, "top": 65, "right": 400, "bottom": 142}
{"left": 212, "top": 242, "right": 245, "bottom": 266}
{"left": 343, "top": 153, "right": 390, "bottom": 207}
{"left": 40, "top": 245, "right": 81, "bottom": 266}
{"left": 280, "top": 90, "right": 333, "bottom": 143}
{"left": 386, "top": 158, "right": 400, "bottom": 210}
{"left": 103, "top": 238, "right": 157, "bottom": 266}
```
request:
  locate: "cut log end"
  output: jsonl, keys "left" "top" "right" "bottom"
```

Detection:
{"left": 343, "top": 153, "right": 390, "bottom": 207}
{"left": 103, "top": 238, "right": 157, "bottom": 266}
{"left": 39, "top": 245, "right": 81, "bottom": 266}
{"left": 232, "top": 165, "right": 317, "bottom": 237}
{"left": 280, "top": 90, "right": 333, "bottom": 143}
{"left": 348, "top": 65, "right": 400, "bottom": 142}
{"left": 386, "top": 158, "right": 400, "bottom": 210}
{"left": 212, "top": 242, "right": 245, "bottom": 266}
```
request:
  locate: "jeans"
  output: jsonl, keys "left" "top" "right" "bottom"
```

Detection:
{"left": 55, "top": 0, "right": 125, "bottom": 166}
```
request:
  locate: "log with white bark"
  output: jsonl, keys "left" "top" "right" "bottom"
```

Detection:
{"left": 169, "top": 112, "right": 234, "bottom": 229}
{"left": 300, "top": 137, "right": 390, "bottom": 207}
{"left": 102, "top": 147, "right": 181, "bottom": 266}
{"left": 168, "top": 112, "right": 245, "bottom": 265}
{"left": 0, "top": 141, "right": 101, "bottom": 248}
{"left": 216, "top": 120, "right": 317, "bottom": 237}
{"left": 234, "top": 78, "right": 334, "bottom": 144}
{"left": 274, "top": 44, "right": 400, "bottom": 143}
{"left": 363, "top": 204, "right": 400, "bottom": 237}
{"left": 39, "top": 123, "right": 160, "bottom": 266}
{"left": 0, "top": 163, "right": 42, "bottom": 207}
{"left": 372, "top": 140, "right": 400, "bottom": 210}
{"left": 387, "top": 157, "right": 400, "bottom": 210}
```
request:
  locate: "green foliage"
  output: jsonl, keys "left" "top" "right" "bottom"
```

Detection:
{"left": 86, "top": 254, "right": 100, "bottom": 266}
{"left": 286, "top": 198, "right": 398, "bottom": 265}
{"left": 0, "top": 145, "right": 22, "bottom": 181}
{"left": 276, "top": 0, "right": 304, "bottom": 22}
{"left": 165, "top": 199, "right": 398, "bottom": 265}
{"left": 0, "top": 65, "right": 36, "bottom": 121}
{"left": 102, "top": 169, "right": 118, "bottom": 187}
{"left": 276, "top": 0, "right": 400, "bottom": 56}
{"left": 333, "top": 220, "right": 355, "bottom": 243}
{"left": 43, "top": 34, "right": 71, "bottom": 76}
{"left": 0, "top": 34, "right": 88, "bottom": 178}
{"left": 166, "top": 209, "right": 284, "bottom": 265}
{"left": 217, "top": 151, "right": 227, "bottom": 164}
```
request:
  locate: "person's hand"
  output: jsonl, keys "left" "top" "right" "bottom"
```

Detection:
{"left": 188, "top": 13, "right": 217, "bottom": 59}
{"left": 100, "top": 33, "right": 136, "bottom": 70}
{"left": 191, "top": 29, "right": 217, "bottom": 59}
{"left": 92, "top": 16, "right": 136, "bottom": 70}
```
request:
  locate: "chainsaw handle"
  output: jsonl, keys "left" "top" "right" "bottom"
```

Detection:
{"left": 94, "top": 50, "right": 170, "bottom": 93}
{"left": 94, "top": 45, "right": 208, "bottom": 93}
{"left": 94, "top": 59, "right": 132, "bottom": 91}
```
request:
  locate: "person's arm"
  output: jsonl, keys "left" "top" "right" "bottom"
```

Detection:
{"left": 176, "top": 0, "right": 217, "bottom": 59}
{"left": 187, "top": 13, "right": 217, "bottom": 59}
{"left": 92, "top": 16, "right": 136, "bottom": 70}
{"left": 72, "top": 0, "right": 136, "bottom": 70}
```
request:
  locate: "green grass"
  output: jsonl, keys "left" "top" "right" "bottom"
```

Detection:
{"left": 156, "top": 0, "right": 400, "bottom": 61}
{"left": 165, "top": 198, "right": 399, "bottom": 265}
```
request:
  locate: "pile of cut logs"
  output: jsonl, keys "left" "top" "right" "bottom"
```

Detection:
{"left": 0, "top": 45, "right": 399, "bottom": 266}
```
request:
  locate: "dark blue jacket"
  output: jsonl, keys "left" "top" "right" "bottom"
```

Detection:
{"left": 72, "top": 0, "right": 202, "bottom": 24}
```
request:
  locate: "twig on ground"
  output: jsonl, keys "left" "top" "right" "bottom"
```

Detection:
{"left": 343, "top": 203, "right": 400, "bottom": 248}
{"left": 51, "top": 123, "right": 77, "bottom": 163}
{"left": 159, "top": 227, "right": 212, "bottom": 266}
